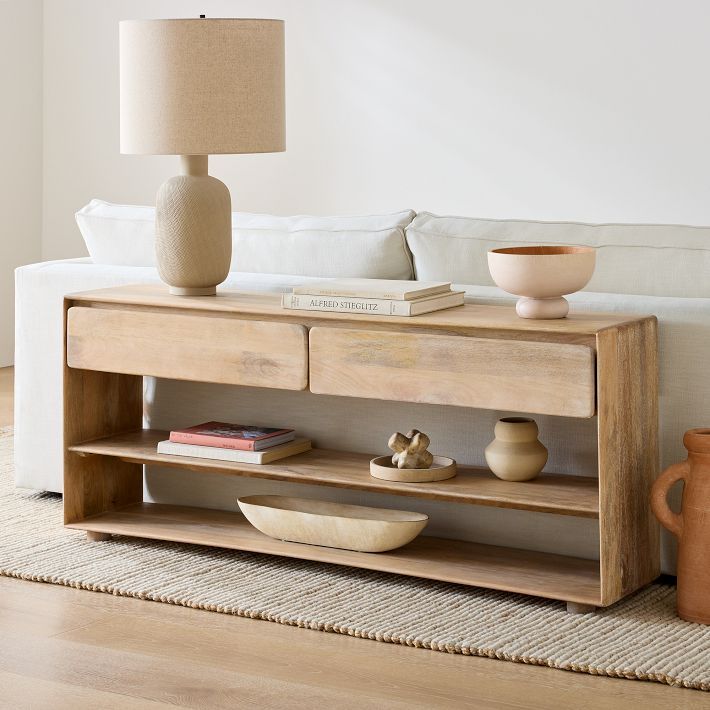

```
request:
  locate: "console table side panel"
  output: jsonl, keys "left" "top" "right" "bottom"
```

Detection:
{"left": 597, "top": 318, "right": 660, "bottom": 605}
{"left": 63, "top": 300, "right": 144, "bottom": 524}
{"left": 63, "top": 368, "right": 144, "bottom": 524}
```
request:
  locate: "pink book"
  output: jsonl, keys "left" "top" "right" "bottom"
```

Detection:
{"left": 169, "top": 422, "right": 295, "bottom": 451}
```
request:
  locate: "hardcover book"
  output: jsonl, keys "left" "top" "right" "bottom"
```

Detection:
{"left": 169, "top": 422, "right": 295, "bottom": 451}
{"left": 282, "top": 290, "right": 465, "bottom": 316}
{"left": 157, "top": 438, "right": 312, "bottom": 464}
{"left": 291, "top": 278, "right": 452, "bottom": 301}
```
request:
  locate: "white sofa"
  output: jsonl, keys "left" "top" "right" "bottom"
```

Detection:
{"left": 15, "top": 202, "right": 710, "bottom": 573}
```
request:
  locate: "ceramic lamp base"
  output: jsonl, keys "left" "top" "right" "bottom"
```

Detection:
{"left": 169, "top": 285, "right": 217, "bottom": 296}
{"left": 155, "top": 155, "right": 232, "bottom": 297}
{"left": 516, "top": 296, "right": 569, "bottom": 319}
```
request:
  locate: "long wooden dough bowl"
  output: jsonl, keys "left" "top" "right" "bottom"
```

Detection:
{"left": 237, "top": 495, "right": 429, "bottom": 553}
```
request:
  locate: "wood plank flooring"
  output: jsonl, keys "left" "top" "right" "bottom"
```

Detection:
{"left": 0, "top": 577, "right": 706, "bottom": 710}
{"left": 1, "top": 366, "right": 706, "bottom": 708}
{"left": 0, "top": 366, "right": 12, "bottom": 427}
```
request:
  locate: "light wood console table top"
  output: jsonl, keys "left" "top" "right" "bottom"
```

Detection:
{"left": 69, "top": 284, "right": 645, "bottom": 341}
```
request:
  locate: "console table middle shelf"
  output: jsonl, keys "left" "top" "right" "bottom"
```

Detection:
{"left": 68, "top": 429, "right": 600, "bottom": 517}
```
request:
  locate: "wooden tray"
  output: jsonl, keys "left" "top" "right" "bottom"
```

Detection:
{"left": 370, "top": 455, "right": 457, "bottom": 482}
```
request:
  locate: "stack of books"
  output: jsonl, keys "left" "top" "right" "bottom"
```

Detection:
{"left": 281, "top": 278, "right": 465, "bottom": 316}
{"left": 157, "top": 422, "right": 312, "bottom": 464}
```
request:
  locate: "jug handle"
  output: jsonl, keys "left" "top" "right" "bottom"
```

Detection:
{"left": 650, "top": 460, "right": 689, "bottom": 538}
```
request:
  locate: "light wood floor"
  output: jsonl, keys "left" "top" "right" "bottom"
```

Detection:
{"left": 0, "top": 366, "right": 13, "bottom": 427}
{"left": 0, "top": 366, "right": 706, "bottom": 709}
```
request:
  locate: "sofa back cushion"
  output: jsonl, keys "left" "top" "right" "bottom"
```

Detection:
{"left": 77, "top": 201, "right": 156, "bottom": 267}
{"left": 230, "top": 211, "right": 414, "bottom": 278}
{"left": 406, "top": 212, "right": 710, "bottom": 298}
{"left": 76, "top": 200, "right": 415, "bottom": 279}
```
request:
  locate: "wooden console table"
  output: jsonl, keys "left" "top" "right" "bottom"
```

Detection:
{"left": 63, "top": 285, "right": 659, "bottom": 612}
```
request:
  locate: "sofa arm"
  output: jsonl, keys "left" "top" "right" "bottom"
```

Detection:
{"left": 12, "top": 261, "right": 323, "bottom": 492}
{"left": 13, "top": 259, "right": 162, "bottom": 492}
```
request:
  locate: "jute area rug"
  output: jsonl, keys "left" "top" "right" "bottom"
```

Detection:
{"left": 1, "top": 427, "right": 708, "bottom": 691}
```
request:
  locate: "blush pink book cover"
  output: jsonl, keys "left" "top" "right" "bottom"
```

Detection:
{"left": 169, "top": 422, "right": 294, "bottom": 450}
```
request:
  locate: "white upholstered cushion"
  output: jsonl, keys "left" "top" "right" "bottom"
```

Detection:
{"left": 76, "top": 199, "right": 415, "bottom": 279}
{"left": 76, "top": 201, "right": 155, "bottom": 266}
{"left": 406, "top": 212, "right": 710, "bottom": 297}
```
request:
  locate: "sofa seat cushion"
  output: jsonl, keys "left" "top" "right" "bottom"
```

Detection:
{"left": 76, "top": 200, "right": 415, "bottom": 280}
{"left": 407, "top": 212, "right": 710, "bottom": 297}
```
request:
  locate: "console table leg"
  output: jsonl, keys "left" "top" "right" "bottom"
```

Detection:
{"left": 86, "top": 531, "right": 112, "bottom": 542}
{"left": 596, "top": 320, "right": 659, "bottom": 607}
{"left": 566, "top": 601, "right": 596, "bottom": 614}
{"left": 63, "top": 360, "right": 143, "bottom": 526}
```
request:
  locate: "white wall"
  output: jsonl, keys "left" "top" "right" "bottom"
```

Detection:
{"left": 42, "top": 0, "right": 710, "bottom": 263}
{"left": 0, "top": 0, "right": 43, "bottom": 366}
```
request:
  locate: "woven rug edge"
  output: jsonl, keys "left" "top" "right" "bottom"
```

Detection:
{"left": 0, "top": 568, "right": 703, "bottom": 691}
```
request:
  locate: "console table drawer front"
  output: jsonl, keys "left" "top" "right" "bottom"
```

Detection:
{"left": 67, "top": 307, "right": 308, "bottom": 390}
{"left": 309, "top": 328, "right": 595, "bottom": 417}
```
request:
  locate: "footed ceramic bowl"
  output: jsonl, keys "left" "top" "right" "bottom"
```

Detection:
{"left": 487, "top": 245, "right": 596, "bottom": 319}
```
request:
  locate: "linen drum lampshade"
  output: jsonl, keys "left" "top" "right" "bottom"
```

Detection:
{"left": 119, "top": 18, "right": 285, "bottom": 295}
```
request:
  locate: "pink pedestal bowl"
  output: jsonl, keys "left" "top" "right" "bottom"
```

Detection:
{"left": 487, "top": 245, "right": 596, "bottom": 319}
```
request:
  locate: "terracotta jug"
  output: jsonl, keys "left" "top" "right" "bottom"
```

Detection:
{"left": 651, "top": 428, "right": 710, "bottom": 624}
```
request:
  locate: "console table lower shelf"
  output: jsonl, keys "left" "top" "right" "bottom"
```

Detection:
{"left": 66, "top": 502, "right": 602, "bottom": 608}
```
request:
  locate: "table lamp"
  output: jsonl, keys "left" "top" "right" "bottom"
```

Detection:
{"left": 119, "top": 18, "right": 285, "bottom": 295}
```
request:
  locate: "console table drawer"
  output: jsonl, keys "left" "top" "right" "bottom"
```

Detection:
{"left": 309, "top": 327, "right": 595, "bottom": 417}
{"left": 67, "top": 307, "right": 308, "bottom": 390}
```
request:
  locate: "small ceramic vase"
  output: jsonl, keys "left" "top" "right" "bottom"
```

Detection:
{"left": 485, "top": 417, "right": 548, "bottom": 482}
{"left": 651, "top": 428, "right": 710, "bottom": 625}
